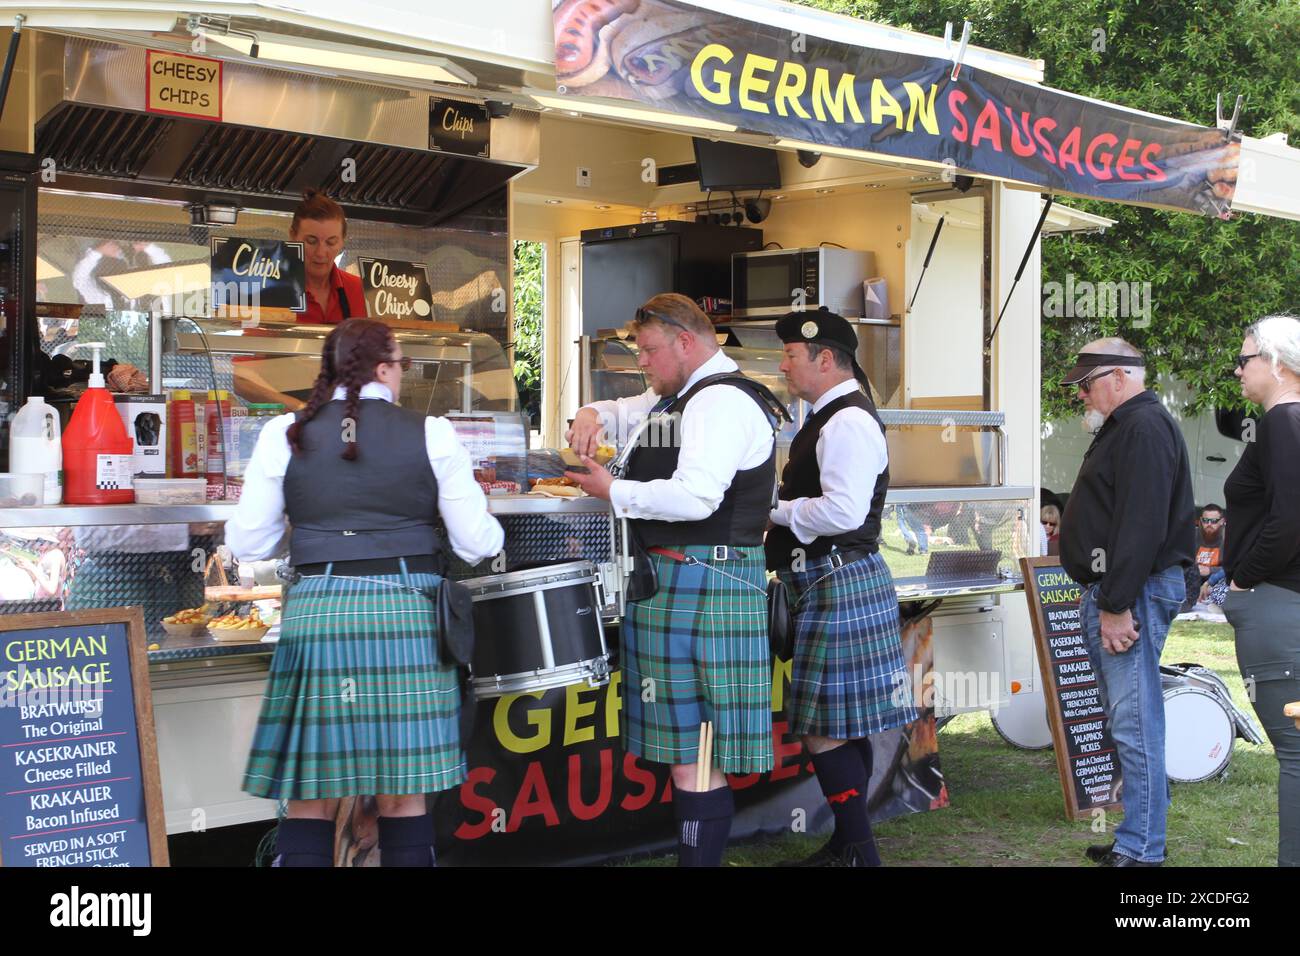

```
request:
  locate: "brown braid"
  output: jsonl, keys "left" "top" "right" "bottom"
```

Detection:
{"left": 286, "top": 318, "right": 398, "bottom": 460}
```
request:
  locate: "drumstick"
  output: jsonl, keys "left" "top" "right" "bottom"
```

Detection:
{"left": 698, "top": 720, "right": 715, "bottom": 791}
{"left": 706, "top": 721, "right": 715, "bottom": 784}
{"left": 696, "top": 722, "right": 708, "bottom": 791}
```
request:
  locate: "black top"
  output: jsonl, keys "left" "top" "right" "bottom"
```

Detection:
{"left": 765, "top": 389, "right": 888, "bottom": 569}
{"left": 1059, "top": 390, "right": 1195, "bottom": 612}
{"left": 1223, "top": 402, "right": 1300, "bottom": 593}
{"left": 624, "top": 374, "right": 778, "bottom": 547}
{"left": 283, "top": 399, "right": 442, "bottom": 565}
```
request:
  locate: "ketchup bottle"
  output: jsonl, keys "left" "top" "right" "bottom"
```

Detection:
{"left": 61, "top": 342, "right": 135, "bottom": 504}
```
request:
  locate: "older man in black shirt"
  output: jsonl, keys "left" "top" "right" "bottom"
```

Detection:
{"left": 1059, "top": 338, "right": 1195, "bottom": 868}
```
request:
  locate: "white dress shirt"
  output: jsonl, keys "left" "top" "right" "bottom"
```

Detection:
{"left": 584, "top": 350, "right": 775, "bottom": 522}
{"left": 769, "top": 378, "right": 888, "bottom": 545}
{"left": 225, "top": 381, "right": 505, "bottom": 564}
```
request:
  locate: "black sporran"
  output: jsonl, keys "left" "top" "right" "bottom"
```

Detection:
{"left": 767, "top": 576, "right": 795, "bottom": 659}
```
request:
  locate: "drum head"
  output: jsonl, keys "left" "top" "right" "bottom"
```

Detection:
{"left": 1164, "top": 686, "right": 1235, "bottom": 783}
{"left": 991, "top": 690, "right": 1054, "bottom": 750}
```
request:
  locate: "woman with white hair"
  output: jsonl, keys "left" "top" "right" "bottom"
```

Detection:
{"left": 1223, "top": 314, "right": 1300, "bottom": 867}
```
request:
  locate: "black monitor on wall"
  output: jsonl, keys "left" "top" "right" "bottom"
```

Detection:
{"left": 692, "top": 138, "right": 782, "bottom": 191}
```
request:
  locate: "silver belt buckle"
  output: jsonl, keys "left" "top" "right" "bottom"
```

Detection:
{"left": 713, "top": 545, "right": 728, "bottom": 562}
{"left": 829, "top": 551, "right": 845, "bottom": 569}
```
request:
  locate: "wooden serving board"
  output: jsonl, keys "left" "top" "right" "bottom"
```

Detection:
{"left": 204, "top": 585, "right": 282, "bottom": 602}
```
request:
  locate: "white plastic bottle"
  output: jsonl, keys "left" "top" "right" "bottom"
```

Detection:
{"left": 10, "top": 396, "right": 63, "bottom": 504}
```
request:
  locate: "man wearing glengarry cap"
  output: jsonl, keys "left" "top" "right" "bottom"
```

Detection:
{"left": 1058, "top": 338, "right": 1196, "bottom": 867}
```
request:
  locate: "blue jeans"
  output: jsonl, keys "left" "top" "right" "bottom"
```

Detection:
{"left": 1080, "top": 566, "right": 1186, "bottom": 863}
{"left": 896, "top": 505, "right": 928, "bottom": 553}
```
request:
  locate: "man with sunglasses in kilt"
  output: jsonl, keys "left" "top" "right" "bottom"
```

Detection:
{"left": 767, "top": 309, "right": 916, "bottom": 867}
{"left": 568, "top": 293, "right": 784, "bottom": 867}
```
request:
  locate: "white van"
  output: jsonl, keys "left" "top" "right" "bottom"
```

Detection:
{"left": 1042, "top": 375, "right": 1247, "bottom": 507}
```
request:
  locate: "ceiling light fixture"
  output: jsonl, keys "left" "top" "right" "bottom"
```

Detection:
{"left": 531, "top": 94, "right": 737, "bottom": 133}
{"left": 203, "top": 29, "right": 472, "bottom": 85}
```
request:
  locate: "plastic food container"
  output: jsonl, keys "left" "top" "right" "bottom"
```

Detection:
{"left": 0, "top": 473, "right": 46, "bottom": 506}
{"left": 133, "top": 478, "right": 208, "bottom": 504}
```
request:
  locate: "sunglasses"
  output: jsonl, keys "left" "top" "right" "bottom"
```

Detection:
{"left": 635, "top": 307, "right": 691, "bottom": 335}
{"left": 1235, "top": 352, "right": 1259, "bottom": 370}
{"left": 388, "top": 356, "right": 412, "bottom": 371}
{"left": 1075, "top": 368, "right": 1118, "bottom": 393}
{"left": 1201, "top": 516, "right": 1223, "bottom": 524}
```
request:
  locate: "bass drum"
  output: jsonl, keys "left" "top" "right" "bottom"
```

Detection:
{"left": 463, "top": 560, "right": 610, "bottom": 700}
{"left": 991, "top": 690, "right": 1054, "bottom": 751}
{"left": 1163, "top": 676, "right": 1235, "bottom": 782}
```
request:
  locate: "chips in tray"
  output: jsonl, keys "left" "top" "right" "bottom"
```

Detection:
{"left": 208, "top": 609, "right": 267, "bottom": 631}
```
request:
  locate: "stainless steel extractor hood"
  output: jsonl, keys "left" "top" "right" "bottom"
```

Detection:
{"left": 30, "top": 33, "right": 539, "bottom": 226}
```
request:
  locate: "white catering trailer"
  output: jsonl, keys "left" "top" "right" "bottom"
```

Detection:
{"left": 0, "top": 0, "right": 1295, "bottom": 834}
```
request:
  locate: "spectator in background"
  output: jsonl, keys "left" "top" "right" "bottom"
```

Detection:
{"left": 1194, "top": 504, "right": 1228, "bottom": 606}
{"left": 1222, "top": 314, "right": 1300, "bottom": 867}
{"left": 1041, "top": 503, "right": 1061, "bottom": 556}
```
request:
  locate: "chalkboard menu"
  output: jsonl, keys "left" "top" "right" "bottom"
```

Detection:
{"left": 1020, "top": 558, "right": 1123, "bottom": 821}
{"left": 358, "top": 257, "right": 434, "bottom": 321}
{"left": 210, "top": 236, "right": 306, "bottom": 312}
{"left": 0, "top": 609, "right": 168, "bottom": 866}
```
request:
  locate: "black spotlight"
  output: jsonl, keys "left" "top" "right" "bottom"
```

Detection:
{"left": 485, "top": 100, "right": 514, "bottom": 119}
{"left": 797, "top": 150, "right": 822, "bottom": 168}
{"left": 743, "top": 198, "right": 772, "bottom": 224}
{"left": 954, "top": 174, "right": 975, "bottom": 193}
{"left": 731, "top": 210, "right": 745, "bottom": 225}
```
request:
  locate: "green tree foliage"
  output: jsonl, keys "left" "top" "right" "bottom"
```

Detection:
{"left": 792, "top": 0, "right": 1300, "bottom": 417}
{"left": 512, "top": 239, "right": 545, "bottom": 423}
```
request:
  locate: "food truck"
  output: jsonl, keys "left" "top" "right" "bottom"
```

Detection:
{"left": 0, "top": 0, "right": 1294, "bottom": 864}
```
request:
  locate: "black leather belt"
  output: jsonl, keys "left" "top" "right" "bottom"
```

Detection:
{"left": 775, "top": 546, "right": 876, "bottom": 573}
{"left": 298, "top": 555, "right": 439, "bottom": 577}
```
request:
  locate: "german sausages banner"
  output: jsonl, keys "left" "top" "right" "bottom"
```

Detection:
{"left": 551, "top": 0, "right": 1240, "bottom": 216}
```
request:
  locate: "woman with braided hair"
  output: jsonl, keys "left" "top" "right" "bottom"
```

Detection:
{"left": 226, "top": 317, "right": 504, "bottom": 866}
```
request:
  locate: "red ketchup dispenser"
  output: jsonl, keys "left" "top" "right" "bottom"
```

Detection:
{"left": 61, "top": 342, "right": 135, "bottom": 504}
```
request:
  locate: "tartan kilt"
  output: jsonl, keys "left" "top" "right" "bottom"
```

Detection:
{"left": 778, "top": 550, "right": 916, "bottom": 739}
{"left": 622, "top": 545, "right": 774, "bottom": 774}
{"left": 242, "top": 571, "right": 464, "bottom": 801}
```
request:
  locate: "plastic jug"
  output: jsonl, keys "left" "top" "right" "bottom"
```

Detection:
{"left": 10, "top": 396, "right": 62, "bottom": 504}
{"left": 61, "top": 342, "right": 134, "bottom": 505}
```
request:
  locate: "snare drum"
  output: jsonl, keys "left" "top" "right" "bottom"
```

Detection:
{"left": 1162, "top": 674, "right": 1235, "bottom": 783}
{"left": 463, "top": 560, "right": 611, "bottom": 699}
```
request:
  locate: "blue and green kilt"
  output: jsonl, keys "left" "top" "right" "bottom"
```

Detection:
{"left": 778, "top": 550, "right": 916, "bottom": 739}
{"left": 242, "top": 571, "right": 464, "bottom": 801}
{"left": 622, "top": 545, "right": 774, "bottom": 774}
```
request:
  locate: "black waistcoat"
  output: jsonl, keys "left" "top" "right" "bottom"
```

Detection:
{"left": 283, "top": 399, "right": 442, "bottom": 565}
{"left": 764, "top": 388, "right": 889, "bottom": 569}
{"left": 623, "top": 375, "right": 776, "bottom": 547}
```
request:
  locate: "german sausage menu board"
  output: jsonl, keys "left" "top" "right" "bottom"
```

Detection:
{"left": 1020, "top": 558, "right": 1123, "bottom": 821}
{"left": 0, "top": 609, "right": 168, "bottom": 866}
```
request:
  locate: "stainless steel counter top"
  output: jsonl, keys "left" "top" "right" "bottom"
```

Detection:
{"left": 0, "top": 494, "right": 614, "bottom": 528}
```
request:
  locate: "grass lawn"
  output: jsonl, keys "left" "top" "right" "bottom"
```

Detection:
{"left": 667, "top": 620, "right": 1280, "bottom": 867}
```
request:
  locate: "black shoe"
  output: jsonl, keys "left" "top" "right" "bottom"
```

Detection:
{"left": 838, "top": 840, "right": 883, "bottom": 867}
{"left": 776, "top": 840, "right": 841, "bottom": 867}
{"left": 1085, "top": 841, "right": 1115, "bottom": 863}
{"left": 1100, "top": 851, "right": 1162, "bottom": 867}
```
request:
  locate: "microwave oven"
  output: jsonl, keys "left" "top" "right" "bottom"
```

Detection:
{"left": 731, "top": 247, "right": 875, "bottom": 318}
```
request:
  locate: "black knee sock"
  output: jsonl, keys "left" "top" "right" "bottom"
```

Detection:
{"left": 275, "top": 818, "right": 335, "bottom": 868}
{"left": 673, "top": 785, "right": 734, "bottom": 867}
{"left": 378, "top": 813, "right": 435, "bottom": 868}
{"left": 811, "top": 744, "right": 881, "bottom": 866}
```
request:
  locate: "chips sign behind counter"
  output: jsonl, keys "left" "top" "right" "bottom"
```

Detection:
{"left": 358, "top": 257, "right": 434, "bottom": 321}
{"left": 210, "top": 236, "right": 307, "bottom": 313}
{"left": 0, "top": 608, "right": 169, "bottom": 866}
